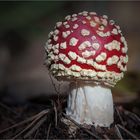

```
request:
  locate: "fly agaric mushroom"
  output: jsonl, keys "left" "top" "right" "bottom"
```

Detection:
{"left": 44, "top": 11, "right": 128, "bottom": 127}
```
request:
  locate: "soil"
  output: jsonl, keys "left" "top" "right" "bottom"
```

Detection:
{"left": 0, "top": 93, "right": 140, "bottom": 139}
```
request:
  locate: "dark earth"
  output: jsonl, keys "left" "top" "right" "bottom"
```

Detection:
{"left": 0, "top": 92, "right": 140, "bottom": 139}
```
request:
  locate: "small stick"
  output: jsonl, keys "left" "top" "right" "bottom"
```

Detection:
{"left": 0, "top": 109, "right": 49, "bottom": 134}
{"left": 48, "top": 72, "right": 60, "bottom": 95}
{"left": 24, "top": 116, "right": 46, "bottom": 138}
{"left": 47, "top": 123, "right": 52, "bottom": 139}
{"left": 63, "top": 113, "right": 101, "bottom": 139}
{"left": 114, "top": 105, "right": 125, "bottom": 126}
{"left": 0, "top": 115, "right": 36, "bottom": 134}
{"left": 125, "top": 110, "right": 140, "bottom": 123}
{"left": 33, "top": 129, "right": 39, "bottom": 139}
{"left": 53, "top": 101, "right": 58, "bottom": 127}
{"left": 117, "top": 124, "right": 138, "bottom": 139}
{"left": 103, "top": 134, "right": 110, "bottom": 140}
{"left": 48, "top": 72, "right": 60, "bottom": 105}
{"left": 115, "top": 125, "right": 123, "bottom": 140}
{"left": 13, "top": 110, "right": 48, "bottom": 139}
{"left": 58, "top": 83, "right": 61, "bottom": 94}
{"left": 0, "top": 102, "right": 19, "bottom": 116}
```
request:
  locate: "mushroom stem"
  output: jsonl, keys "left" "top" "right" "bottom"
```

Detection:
{"left": 66, "top": 82, "right": 114, "bottom": 127}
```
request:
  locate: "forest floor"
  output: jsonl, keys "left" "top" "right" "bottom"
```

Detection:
{"left": 0, "top": 93, "right": 140, "bottom": 139}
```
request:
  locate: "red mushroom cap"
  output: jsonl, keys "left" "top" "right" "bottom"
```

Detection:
{"left": 45, "top": 11, "right": 128, "bottom": 87}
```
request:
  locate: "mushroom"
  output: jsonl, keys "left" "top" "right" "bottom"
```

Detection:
{"left": 44, "top": 11, "right": 128, "bottom": 127}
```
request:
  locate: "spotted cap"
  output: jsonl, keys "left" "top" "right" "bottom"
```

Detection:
{"left": 45, "top": 11, "right": 128, "bottom": 87}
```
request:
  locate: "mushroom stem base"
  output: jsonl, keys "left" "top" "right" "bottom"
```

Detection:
{"left": 66, "top": 82, "right": 114, "bottom": 127}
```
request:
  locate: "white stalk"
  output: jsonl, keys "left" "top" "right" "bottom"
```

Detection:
{"left": 66, "top": 82, "right": 114, "bottom": 127}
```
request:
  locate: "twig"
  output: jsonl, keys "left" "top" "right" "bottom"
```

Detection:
{"left": 115, "top": 125, "right": 123, "bottom": 140}
{"left": 12, "top": 110, "right": 49, "bottom": 139}
{"left": 48, "top": 72, "right": 60, "bottom": 106}
{"left": 33, "top": 129, "right": 39, "bottom": 139}
{"left": 47, "top": 123, "right": 52, "bottom": 139}
{"left": 114, "top": 105, "right": 125, "bottom": 126}
{"left": 24, "top": 116, "right": 47, "bottom": 138}
{"left": 0, "top": 109, "right": 49, "bottom": 135}
{"left": 125, "top": 110, "right": 140, "bottom": 123}
{"left": 63, "top": 113, "right": 101, "bottom": 139}
{"left": 12, "top": 117, "right": 40, "bottom": 139}
{"left": 48, "top": 72, "right": 60, "bottom": 96}
{"left": 117, "top": 124, "right": 138, "bottom": 139}
{"left": 58, "top": 83, "right": 61, "bottom": 95}
{"left": 53, "top": 101, "right": 58, "bottom": 127}
{"left": 103, "top": 134, "right": 110, "bottom": 140}
{"left": 0, "top": 102, "right": 19, "bottom": 116}
{"left": 0, "top": 115, "right": 35, "bottom": 134}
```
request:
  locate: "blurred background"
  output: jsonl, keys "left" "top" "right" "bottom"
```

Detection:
{"left": 0, "top": 1, "right": 140, "bottom": 108}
